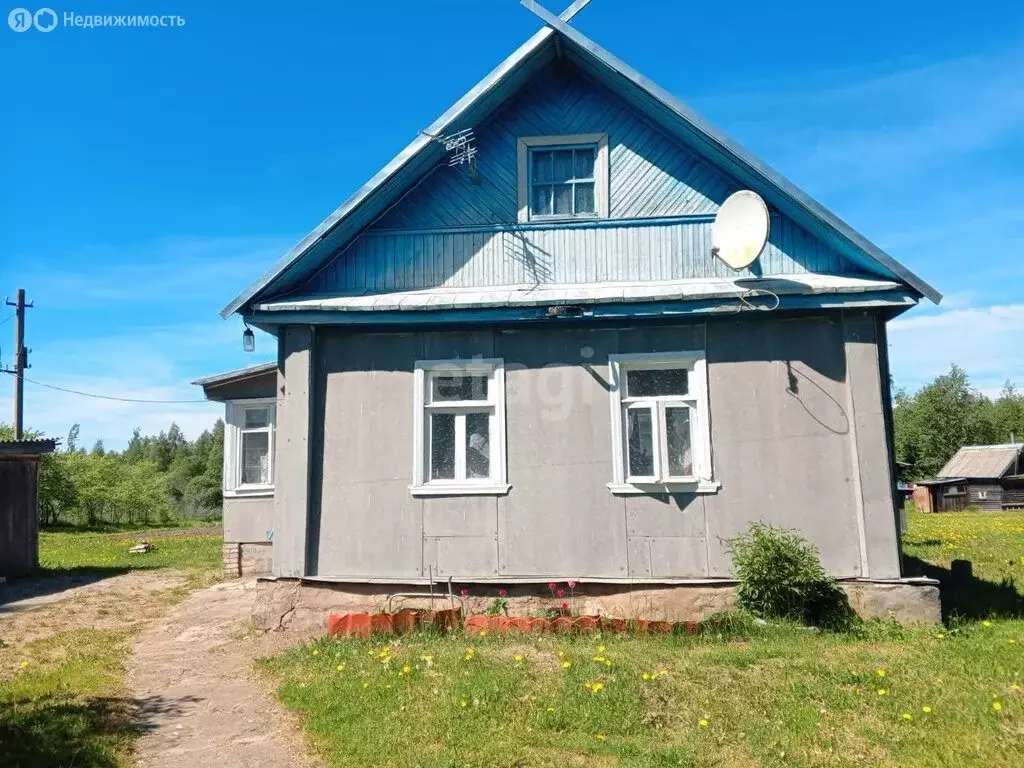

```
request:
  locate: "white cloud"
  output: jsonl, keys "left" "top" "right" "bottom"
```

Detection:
{"left": 888, "top": 303, "right": 1024, "bottom": 396}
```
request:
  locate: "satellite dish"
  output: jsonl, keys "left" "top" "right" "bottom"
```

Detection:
{"left": 712, "top": 190, "right": 770, "bottom": 269}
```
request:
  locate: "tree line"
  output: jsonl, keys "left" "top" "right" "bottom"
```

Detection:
{"left": 0, "top": 420, "right": 224, "bottom": 528}
{"left": 893, "top": 364, "right": 1024, "bottom": 480}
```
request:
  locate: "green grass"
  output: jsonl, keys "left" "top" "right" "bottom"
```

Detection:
{"left": 261, "top": 512, "right": 1024, "bottom": 768}
{"left": 1, "top": 527, "right": 225, "bottom": 767}
{"left": 38, "top": 530, "right": 222, "bottom": 573}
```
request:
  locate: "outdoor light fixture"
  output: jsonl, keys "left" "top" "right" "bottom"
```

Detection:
{"left": 242, "top": 325, "right": 255, "bottom": 352}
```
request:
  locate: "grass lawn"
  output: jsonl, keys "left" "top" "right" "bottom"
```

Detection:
{"left": 261, "top": 512, "right": 1024, "bottom": 768}
{"left": 0, "top": 527, "right": 224, "bottom": 767}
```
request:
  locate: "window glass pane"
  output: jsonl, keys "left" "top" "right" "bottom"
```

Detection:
{"left": 574, "top": 182, "right": 595, "bottom": 214}
{"left": 531, "top": 150, "right": 552, "bottom": 183}
{"left": 552, "top": 150, "right": 573, "bottom": 182}
{"left": 241, "top": 432, "right": 269, "bottom": 484}
{"left": 626, "top": 368, "right": 688, "bottom": 397}
{"left": 665, "top": 406, "right": 693, "bottom": 477}
{"left": 626, "top": 408, "right": 655, "bottom": 477}
{"left": 531, "top": 184, "right": 552, "bottom": 216}
{"left": 431, "top": 374, "right": 488, "bottom": 402}
{"left": 574, "top": 147, "right": 595, "bottom": 179}
{"left": 465, "top": 412, "right": 490, "bottom": 479}
{"left": 430, "top": 413, "right": 455, "bottom": 480}
{"left": 244, "top": 407, "right": 269, "bottom": 429}
{"left": 553, "top": 183, "right": 573, "bottom": 215}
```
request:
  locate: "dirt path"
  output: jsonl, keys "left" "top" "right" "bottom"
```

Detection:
{"left": 127, "top": 578, "right": 320, "bottom": 768}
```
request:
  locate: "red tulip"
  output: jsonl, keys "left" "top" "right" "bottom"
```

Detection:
{"left": 561, "top": 601, "right": 569, "bottom": 610}
{"left": 498, "top": 588, "right": 508, "bottom": 597}
{"left": 567, "top": 580, "right": 577, "bottom": 589}
{"left": 460, "top": 588, "right": 469, "bottom": 597}
{"left": 556, "top": 588, "right": 565, "bottom": 598}
{"left": 548, "top": 582, "right": 557, "bottom": 591}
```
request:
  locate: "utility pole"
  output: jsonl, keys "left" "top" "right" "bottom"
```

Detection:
{"left": 4, "top": 289, "right": 33, "bottom": 440}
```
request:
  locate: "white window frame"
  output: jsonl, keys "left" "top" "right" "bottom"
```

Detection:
{"left": 224, "top": 398, "right": 275, "bottom": 497}
{"left": 607, "top": 352, "right": 718, "bottom": 495}
{"left": 410, "top": 358, "right": 510, "bottom": 497}
{"left": 517, "top": 133, "right": 609, "bottom": 222}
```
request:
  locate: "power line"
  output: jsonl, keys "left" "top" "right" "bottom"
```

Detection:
{"left": 2, "top": 371, "right": 209, "bottom": 404}
{"left": 0, "top": 312, "right": 14, "bottom": 327}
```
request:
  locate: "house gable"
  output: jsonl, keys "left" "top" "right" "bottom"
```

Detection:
{"left": 223, "top": 20, "right": 940, "bottom": 317}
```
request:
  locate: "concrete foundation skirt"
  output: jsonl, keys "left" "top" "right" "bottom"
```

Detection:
{"left": 252, "top": 578, "right": 941, "bottom": 633}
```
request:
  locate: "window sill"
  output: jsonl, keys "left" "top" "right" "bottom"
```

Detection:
{"left": 225, "top": 487, "right": 275, "bottom": 499}
{"left": 607, "top": 481, "right": 720, "bottom": 496}
{"left": 409, "top": 483, "right": 512, "bottom": 497}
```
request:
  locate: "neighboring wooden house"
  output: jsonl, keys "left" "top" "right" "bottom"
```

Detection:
{"left": 197, "top": 9, "right": 944, "bottom": 622}
{"left": 0, "top": 439, "right": 57, "bottom": 578}
{"left": 915, "top": 444, "right": 1024, "bottom": 512}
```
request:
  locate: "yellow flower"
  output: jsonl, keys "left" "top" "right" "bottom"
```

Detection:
{"left": 592, "top": 655, "right": 605, "bottom": 662}
{"left": 877, "top": 689, "right": 888, "bottom": 696}
{"left": 556, "top": 649, "right": 565, "bottom": 658}
{"left": 336, "top": 664, "right": 345, "bottom": 672}
{"left": 401, "top": 665, "right": 412, "bottom": 675}
{"left": 479, "top": 629, "right": 488, "bottom": 637}
{"left": 514, "top": 654, "right": 524, "bottom": 663}
{"left": 595, "top": 734, "right": 607, "bottom": 742}
{"left": 876, "top": 669, "right": 886, "bottom": 678}
{"left": 19, "top": 661, "right": 29, "bottom": 669}
{"left": 604, "top": 659, "right": 612, "bottom": 667}
{"left": 992, "top": 701, "right": 1002, "bottom": 711}
{"left": 546, "top": 706, "right": 555, "bottom": 712}
{"left": 935, "top": 632, "right": 946, "bottom": 639}
{"left": 698, "top": 718, "right": 709, "bottom": 728}
{"left": 562, "top": 660, "right": 572, "bottom": 669}
{"left": 922, "top": 706, "right": 932, "bottom": 714}
{"left": 597, "top": 645, "right": 606, "bottom": 652}
{"left": 901, "top": 712, "right": 912, "bottom": 720}
{"left": 362, "top": 682, "right": 370, "bottom": 689}
{"left": 659, "top": 669, "right": 668, "bottom": 677}
{"left": 983, "top": 620, "right": 993, "bottom": 628}
{"left": 642, "top": 673, "right": 651, "bottom": 681}
{"left": 591, "top": 682, "right": 604, "bottom": 694}
{"left": 1009, "top": 638, "right": 1018, "bottom": 644}
{"left": 421, "top": 655, "right": 433, "bottom": 665}
{"left": 311, "top": 649, "right": 320, "bottom": 656}
{"left": 460, "top": 699, "right": 468, "bottom": 708}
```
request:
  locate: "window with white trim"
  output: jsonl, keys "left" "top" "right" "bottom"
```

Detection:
{"left": 517, "top": 134, "right": 609, "bottom": 222}
{"left": 224, "top": 399, "right": 275, "bottom": 496}
{"left": 411, "top": 359, "right": 509, "bottom": 496}
{"left": 607, "top": 352, "right": 717, "bottom": 494}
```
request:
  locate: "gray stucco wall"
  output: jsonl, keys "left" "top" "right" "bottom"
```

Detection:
{"left": 223, "top": 496, "right": 275, "bottom": 543}
{"left": 280, "top": 312, "right": 899, "bottom": 582}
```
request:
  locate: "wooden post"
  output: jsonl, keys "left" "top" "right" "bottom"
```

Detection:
{"left": 5, "top": 288, "right": 32, "bottom": 440}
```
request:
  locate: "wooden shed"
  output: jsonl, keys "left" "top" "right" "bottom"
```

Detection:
{"left": 0, "top": 439, "right": 57, "bottom": 578}
{"left": 917, "top": 444, "right": 1023, "bottom": 513}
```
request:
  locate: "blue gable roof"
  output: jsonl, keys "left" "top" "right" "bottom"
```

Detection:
{"left": 220, "top": 14, "right": 940, "bottom": 318}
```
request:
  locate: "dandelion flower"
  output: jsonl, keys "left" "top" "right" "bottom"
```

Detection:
{"left": 556, "top": 649, "right": 565, "bottom": 658}
{"left": 514, "top": 654, "right": 524, "bottom": 663}
{"left": 460, "top": 699, "right": 468, "bottom": 708}
{"left": 1010, "top": 638, "right": 1017, "bottom": 644}
{"left": 402, "top": 665, "right": 412, "bottom": 675}
{"left": 659, "top": 669, "right": 668, "bottom": 677}
{"left": 642, "top": 673, "right": 651, "bottom": 681}
{"left": 992, "top": 701, "right": 1002, "bottom": 711}
{"left": 699, "top": 718, "right": 709, "bottom": 728}
{"left": 935, "top": 632, "right": 946, "bottom": 639}
{"left": 593, "top": 655, "right": 605, "bottom": 662}
{"left": 479, "top": 629, "right": 488, "bottom": 637}
{"left": 605, "top": 659, "right": 612, "bottom": 667}
{"left": 590, "top": 682, "right": 604, "bottom": 694}
{"left": 312, "top": 649, "right": 320, "bottom": 656}
{"left": 922, "top": 706, "right": 932, "bottom": 713}
{"left": 876, "top": 669, "right": 886, "bottom": 678}
{"left": 595, "top": 734, "right": 606, "bottom": 742}
{"left": 336, "top": 664, "right": 345, "bottom": 672}
{"left": 901, "top": 712, "right": 912, "bottom": 721}
{"left": 362, "top": 682, "right": 370, "bottom": 689}
{"left": 877, "top": 689, "right": 888, "bottom": 696}
{"left": 19, "top": 661, "right": 29, "bottom": 669}
{"left": 546, "top": 706, "right": 555, "bottom": 712}
{"left": 562, "top": 660, "right": 572, "bottom": 669}
{"left": 597, "top": 644, "right": 605, "bottom": 653}
{"left": 983, "top": 620, "right": 993, "bottom": 627}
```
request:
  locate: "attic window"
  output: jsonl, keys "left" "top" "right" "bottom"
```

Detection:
{"left": 517, "top": 134, "right": 608, "bottom": 222}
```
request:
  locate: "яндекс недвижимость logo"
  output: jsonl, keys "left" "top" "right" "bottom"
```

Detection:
{"left": 8, "top": 7, "right": 56, "bottom": 31}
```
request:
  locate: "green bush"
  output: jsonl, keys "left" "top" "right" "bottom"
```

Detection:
{"left": 725, "top": 522, "right": 855, "bottom": 630}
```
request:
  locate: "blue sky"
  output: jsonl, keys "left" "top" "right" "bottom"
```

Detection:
{"left": 2, "top": 0, "right": 1023, "bottom": 449}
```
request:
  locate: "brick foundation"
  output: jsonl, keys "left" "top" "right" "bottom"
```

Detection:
{"left": 251, "top": 577, "right": 941, "bottom": 633}
{"left": 222, "top": 541, "right": 273, "bottom": 577}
